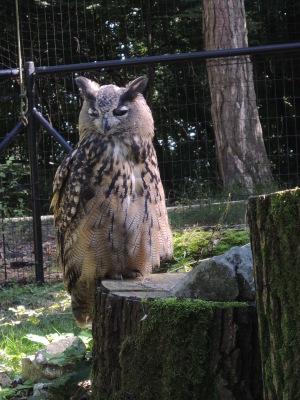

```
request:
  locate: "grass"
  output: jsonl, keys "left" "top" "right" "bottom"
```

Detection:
{"left": 169, "top": 227, "right": 249, "bottom": 272}
{"left": 0, "top": 282, "right": 92, "bottom": 399}
{"left": 0, "top": 282, "right": 81, "bottom": 376}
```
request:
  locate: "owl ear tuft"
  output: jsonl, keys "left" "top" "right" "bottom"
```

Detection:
{"left": 122, "top": 76, "right": 148, "bottom": 102}
{"left": 76, "top": 77, "right": 100, "bottom": 100}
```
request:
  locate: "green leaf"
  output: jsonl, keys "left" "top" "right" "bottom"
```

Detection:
{"left": 0, "top": 387, "right": 17, "bottom": 396}
{"left": 23, "top": 334, "right": 50, "bottom": 346}
{"left": 77, "top": 330, "right": 93, "bottom": 346}
{"left": 43, "top": 353, "right": 73, "bottom": 367}
{"left": 49, "top": 371, "right": 75, "bottom": 388}
{"left": 44, "top": 343, "right": 85, "bottom": 366}
{"left": 15, "top": 381, "right": 34, "bottom": 390}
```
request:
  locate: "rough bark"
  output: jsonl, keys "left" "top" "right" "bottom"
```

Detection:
{"left": 92, "top": 274, "right": 262, "bottom": 400}
{"left": 202, "top": 0, "right": 273, "bottom": 192}
{"left": 247, "top": 188, "right": 300, "bottom": 399}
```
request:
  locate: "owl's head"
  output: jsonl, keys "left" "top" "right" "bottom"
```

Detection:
{"left": 76, "top": 76, "right": 153, "bottom": 140}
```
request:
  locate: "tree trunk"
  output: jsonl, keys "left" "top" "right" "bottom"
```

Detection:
{"left": 92, "top": 273, "right": 262, "bottom": 400}
{"left": 247, "top": 188, "right": 300, "bottom": 399}
{"left": 202, "top": 0, "right": 273, "bottom": 192}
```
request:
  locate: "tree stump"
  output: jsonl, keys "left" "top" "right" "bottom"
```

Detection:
{"left": 247, "top": 188, "right": 300, "bottom": 399}
{"left": 92, "top": 273, "right": 261, "bottom": 400}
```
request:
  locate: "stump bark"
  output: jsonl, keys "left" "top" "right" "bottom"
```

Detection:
{"left": 92, "top": 273, "right": 261, "bottom": 400}
{"left": 248, "top": 188, "right": 300, "bottom": 399}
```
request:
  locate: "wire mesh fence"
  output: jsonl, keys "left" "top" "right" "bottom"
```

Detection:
{"left": 1, "top": 0, "right": 300, "bottom": 284}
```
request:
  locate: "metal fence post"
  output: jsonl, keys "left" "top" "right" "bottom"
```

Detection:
{"left": 25, "top": 61, "right": 44, "bottom": 283}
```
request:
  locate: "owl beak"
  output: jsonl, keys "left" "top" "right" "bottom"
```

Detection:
{"left": 102, "top": 117, "right": 109, "bottom": 134}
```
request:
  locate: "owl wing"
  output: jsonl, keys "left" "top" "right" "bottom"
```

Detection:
{"left": 130, "top": 151, "right": 173, "bottom": 265}
{"left": 50, "top": 147, "right": 79, "bottom": 220}
{"left": 50, "top": 144, "right": 89, "bottom": 292}
{"left": 51, "top": 135, "right": 120, "bottom": 292}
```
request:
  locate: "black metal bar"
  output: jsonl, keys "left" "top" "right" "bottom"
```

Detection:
{"left": 25, "top": 61, "right": 44, "bottom": 284}
{"left": 1, "top": 211, "right": 7, "bottom": 281}
{"left": 32, "top": 108, "right": 73, "bottom": 153}
{"left": 0, "top": 43, "right": 299, "bottom": 81}
{"left": 0, "top": 116, "right": 28, "bottom": 154}
{"left": 35, "top": 42, "right": 300, "bottom": 75}
{"left": 0, "top": 68, "right": 21, "bottom": 78}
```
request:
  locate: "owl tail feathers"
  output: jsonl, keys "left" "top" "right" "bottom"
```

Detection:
{"left": 70, "top": 283, "right": 95, "bottom": 328}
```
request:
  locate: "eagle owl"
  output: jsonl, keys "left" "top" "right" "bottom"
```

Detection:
{"left": 50, "top": 76, "right": 173, "bottom": 327}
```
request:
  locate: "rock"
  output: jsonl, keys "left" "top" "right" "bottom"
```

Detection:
{"left": 46, "top": 335, "right": 86, "bottom": 356}
{"left": 22, "top": 336, "right": 86, "bottom": 382}
{"left": 0, "top": 372, "right": 12, "bottom": 387}
{"left": 173, "top": 258, "right": 239, "bottom": 301}
{"left": 173, "top": 244, "right": 254, "bottom": 301}
{"left": 33, "top": 382, "right": 50, "bottom": 397}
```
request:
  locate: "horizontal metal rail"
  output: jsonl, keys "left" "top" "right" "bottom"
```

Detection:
{"left": 0, "top": 68, "right": 21, "bottom": 78}
{"left": 35, "top": 42, "right": 300, "bottom": 75}
{"left": 1, "top": 42, "right": 300, "bottom": 79}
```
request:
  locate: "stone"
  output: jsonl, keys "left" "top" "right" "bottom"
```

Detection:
{"left": 22, "top": 336, "right": 86, "bottom": 382}
{"left": 46, "top": 335, "right": 86, "bottom": 356}
{"left": 33, "top": 382, "right": 50, "bottom": 397}
{"left": 173, "top": 244, "right": 254, "bottom": 301}
{"left": 227, "top": 244, "right": 255, "bottom": 300}
{"left": 0, "top": 372, "right": 12, "bottom": 387}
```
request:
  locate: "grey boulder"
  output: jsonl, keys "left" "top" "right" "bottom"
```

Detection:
{"left": 173, "top": 244, "right": 254, "bottom": 302}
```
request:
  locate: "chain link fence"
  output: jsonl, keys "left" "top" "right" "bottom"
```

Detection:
{"left": 1, "top": 0, "right": 300, "bottom": 284}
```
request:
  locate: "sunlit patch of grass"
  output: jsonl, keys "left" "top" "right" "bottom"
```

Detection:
{"left": 167, "top": 228, "right": 250, "bottom": 272}
{"left": 0, "top": 282, "right": 81, "bottom": 375}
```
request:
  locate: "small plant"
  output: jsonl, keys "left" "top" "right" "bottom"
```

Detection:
{"left": 0, "top": 154, "right": 30, "bottom": 218}
{"left": 0, "top": 283, "right": 92, "bottom": 399}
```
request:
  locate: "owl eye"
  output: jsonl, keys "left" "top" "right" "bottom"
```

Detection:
{"left": 113, "top": 106, "right": 128, "bottom": 117}
{"left": 88, "top": 107, "right": 99, "bottom": 117}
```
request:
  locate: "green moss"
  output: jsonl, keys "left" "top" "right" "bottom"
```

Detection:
{"left": 117, "top": 298, "right": 246, "bottom": 400}
{"left": 211, "top": 229, "right": 249, "bottom": 255}
{"left": 170, "top": 228, "right": 249, "bottom": 272}
{"left": 250, "top": 189, "right": 300, "bottom": 399}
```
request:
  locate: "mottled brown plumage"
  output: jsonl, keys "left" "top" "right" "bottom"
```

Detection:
{"left": 50, "top": 76, "right": 173, "bottom": 327}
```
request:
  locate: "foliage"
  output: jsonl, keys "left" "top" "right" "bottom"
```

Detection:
{"left": 0, "top": 282, "right": 92, "bottom": 399}
{"left": 169, "top": 228, "right": 249, "bottom": 272}
{"left": 0, "top": 155, "right": 30, "bottom": 218}
{"left": 0, "top": 283, "right": 75, "bottom": 373}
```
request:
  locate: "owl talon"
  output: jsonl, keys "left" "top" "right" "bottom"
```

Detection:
{"left": 142, "top": 276, "right": 151, "bottom": 286}
{"left": 111, "top": 273, "right": 123, "bottom": 280}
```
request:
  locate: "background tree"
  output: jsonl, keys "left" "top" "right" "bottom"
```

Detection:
{"left": 203, "top": 0, "right": 273, "bottom": 193}
{"left": 0, "top": 0, "right": 300, "bottom": 213}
